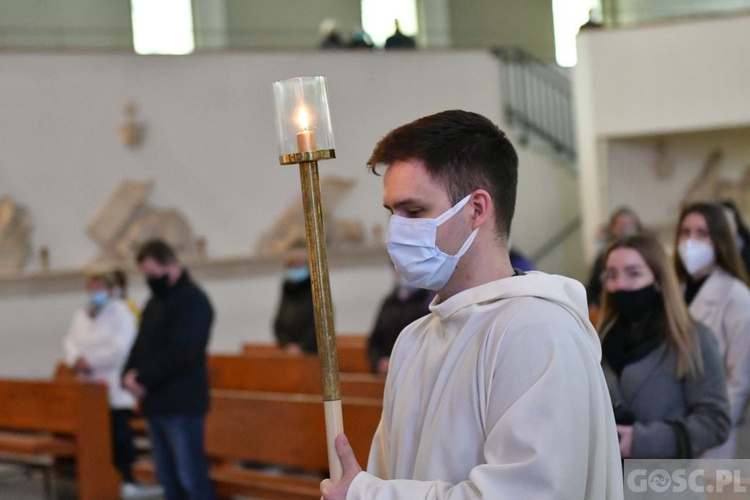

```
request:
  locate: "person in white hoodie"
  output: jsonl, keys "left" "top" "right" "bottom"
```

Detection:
{"left": 320, "top": 110, "right": 623, "bottom": 499}
{"left": 63, "top": 271, "right": 147, "bottom": 497}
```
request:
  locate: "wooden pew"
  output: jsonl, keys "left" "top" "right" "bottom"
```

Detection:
{"left": 0, "top": 379, "right": 120, "bottom": 499}
{"left": 207, "top": 390, "right": 381, "bottom": 499}
{"left": 134, "top": 390, "right": 382, "bottom": 499}
{"left": 209, "top": 354, "right": 385, "bottom": 399}
{"left": 54, "top": 361, "right": 150, "bottom": 439}
{"left": 212, "top": 352, "right": 321, "bottom": 393}
{"left": 242, "top": 334, "right": 372, "bottom": 373}
{"left": 334, "top": 334, "right": 371, "bottom": 373}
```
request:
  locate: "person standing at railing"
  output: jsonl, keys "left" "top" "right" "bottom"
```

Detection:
{"left": 384, "top": 20, "right": 416, "bottom": 49}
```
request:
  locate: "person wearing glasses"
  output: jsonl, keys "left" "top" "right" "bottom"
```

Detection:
{"left": 599, "top": 233, "right": 729, "bottom": 459}
{"left": 675, "top": 202, "right": 750, "bottom": 458}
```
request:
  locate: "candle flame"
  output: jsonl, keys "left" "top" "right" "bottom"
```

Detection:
{"left": 297, "top": 106, "right": 311, "bottom": 131}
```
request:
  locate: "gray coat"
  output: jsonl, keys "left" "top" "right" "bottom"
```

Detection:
{"left": 689, "top": 267, "right": 750, "bottom": 458}
{"left": 603, "top": 323, "right": 730, "bottom": 458}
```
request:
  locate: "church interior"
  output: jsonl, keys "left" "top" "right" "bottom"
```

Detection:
{"left": 1, "top": 0, "right": 750, "bottom": 498}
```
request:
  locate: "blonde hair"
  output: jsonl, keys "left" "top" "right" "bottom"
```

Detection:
{"left": 85, "top": 270, "right": 115, "bottom": 289}
{"left": 598, "top": 234, "right": 702, "bottom": 378}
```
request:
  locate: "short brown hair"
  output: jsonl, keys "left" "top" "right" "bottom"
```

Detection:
{"left": 136, "top": 239, "right": 177, "bottom": 265}
{"left": 367, "top": 110, "right": 519, "bottom": 239}
{"left": 85, "top": 271, "right": 115, "bottom": 289}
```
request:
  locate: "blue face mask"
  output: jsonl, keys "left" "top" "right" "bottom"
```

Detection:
{"left": 387, "top": 194, "right": 479, "bottom": 290}
{"left": 89, "top": 290, "right": 109, "bottom": 308}
{"left": 286, "top": 266, "right": 310, "bottom": 283}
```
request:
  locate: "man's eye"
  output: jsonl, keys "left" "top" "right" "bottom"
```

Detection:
{"left": 407, "top": 209, "right": 422, "bottom": 217}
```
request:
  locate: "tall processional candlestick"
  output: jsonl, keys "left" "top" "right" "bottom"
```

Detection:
{"left": 272, "top": 76, "right": 343, "bottom": 480}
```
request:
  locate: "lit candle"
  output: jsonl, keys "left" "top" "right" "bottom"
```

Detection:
{"left": 296, "top": 106, "right": 316, "bottom": 152}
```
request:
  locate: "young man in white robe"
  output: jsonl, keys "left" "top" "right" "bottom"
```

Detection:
{"left": 321, "top": 110, "right": 624, "bottom": 499}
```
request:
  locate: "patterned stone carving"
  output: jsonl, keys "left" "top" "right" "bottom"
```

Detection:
{"left": 87, "top": 179, "right": 200, "bottom": 267}
{"left": 87, "top": 179, "right": 152, "bottom": 249}
{"left": 256, "top": 176, "right": 365, "bottom": 255}
{"left": 0, "top": 196, "right": 33, "bottom": 275}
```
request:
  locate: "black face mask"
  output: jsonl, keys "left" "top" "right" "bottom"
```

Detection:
{"left": 609, "top": 284, "right": 660, "bottom": 322}
{"left": 147, "top": 274, "right": 171, "bottom": 296}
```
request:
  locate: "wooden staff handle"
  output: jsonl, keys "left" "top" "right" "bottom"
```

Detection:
{"left": 325, "top": 400, "right": 345, "bottom": 480}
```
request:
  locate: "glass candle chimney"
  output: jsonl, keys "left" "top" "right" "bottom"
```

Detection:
{"left": 273, "top": 76, "right": 335, "bottom": 163}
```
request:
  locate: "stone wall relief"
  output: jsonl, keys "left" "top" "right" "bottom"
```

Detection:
{"left": 86, "top": 179, "right": 201, "bottom": 269}
{"left": 0, "top": 196, "right": 33, "bottom": 275}
{"left": 256, "top": 175, "right": 366, "bottom": 256}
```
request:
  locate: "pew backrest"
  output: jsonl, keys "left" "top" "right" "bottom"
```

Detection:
{"left": 209, "top": 354, "right": 385, "bottom": 399}
{"left": 242, "top": 334, "right": 372, "bottom": 374}
{"left": 205, "top": 389, "right": 382, "bottom": 470}
{"left": 0, "top": 379, "right": 120, "bottom": 499}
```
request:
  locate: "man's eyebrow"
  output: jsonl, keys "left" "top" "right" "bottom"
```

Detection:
{"left": 384, "top": 198, "right": 423, "bottom": 211}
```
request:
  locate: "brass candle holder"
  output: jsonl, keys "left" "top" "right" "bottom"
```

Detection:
{"left": 272, "top": 76, "right": 343, "bottom": 480}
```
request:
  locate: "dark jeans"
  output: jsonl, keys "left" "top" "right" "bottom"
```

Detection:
{"left": 111, "top": 409, "right": 136, "bottom": 483}
{"left": 147, "top": 414, "right": 214, "bottom": 500}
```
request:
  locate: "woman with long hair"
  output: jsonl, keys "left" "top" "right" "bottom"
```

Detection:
{"left": 675, "top": 202, "right": 750, "bottom": 458}
{"left": 599, "top": 233, "right": 729, "bottom": 458}
{"left": 586, "top": 206, "right": 644, "bottom": 313}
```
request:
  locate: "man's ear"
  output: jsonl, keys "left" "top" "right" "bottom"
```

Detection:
{"left": 469, "top": 190, "right": 493, "bottom": 228}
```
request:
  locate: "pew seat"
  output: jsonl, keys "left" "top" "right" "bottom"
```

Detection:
{"left": 0, "top": 431, "right": 76, "bottom": 460}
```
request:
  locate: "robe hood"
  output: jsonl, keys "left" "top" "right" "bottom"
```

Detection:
{"left": 431, "top": 271, "right": 601, "bottom": 360}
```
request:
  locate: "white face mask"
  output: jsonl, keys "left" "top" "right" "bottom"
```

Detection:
{"left": 387, "top": 194, "right": 479, "bottom": 291}
{"left": 678, "top": 239, "right": 715, "bottom": 277}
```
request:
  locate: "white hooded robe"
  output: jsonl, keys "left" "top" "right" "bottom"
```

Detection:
{"left": 348, "top": 272, "right": 623, "bottom": 499}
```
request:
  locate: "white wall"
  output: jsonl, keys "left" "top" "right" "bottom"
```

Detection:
{"left": 574, "top": 14, "right": 750, "bottom": 260}
{"left": 0, "top": 50, "right": 576, "bottom": 378}
{"left": 0, "top": 51, "right": 504, "bottom": 268}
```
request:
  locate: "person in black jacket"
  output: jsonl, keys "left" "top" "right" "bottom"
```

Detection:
{"left": 122, "top": 239, "right": 214, "bottom": 500}
{"left": 367, "top": 277, "right": 434, "bottom": 375}
{"left": 273, "top": 244, "right": 318, "bottom": 354}
{"left": 384, "top": 20, "right": 416, "bottom": 49}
